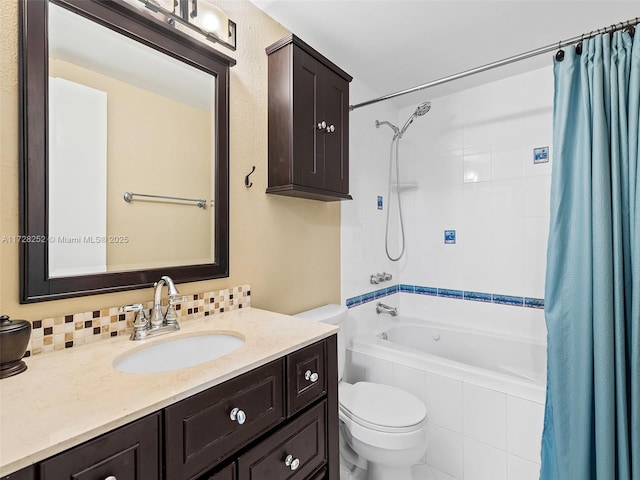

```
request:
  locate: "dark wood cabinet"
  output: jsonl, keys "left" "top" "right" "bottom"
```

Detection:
{"left": 39, "top": 413, "right": 161, "bottom": 480}
{"left": 0, "top": 466, "right": 34, "bottom": 480}
{"left": 266, "top": 35, "right": 352, "bottom": 202}
{"left": 237, "top": 401, "right": 327, "bottom": 480}
{"left": 7, "top": 336, "right": 338, "bottom": 480}
{"left": 165, "top": 359, "right": 286, "bottom": 480}
{"left": 287, "top": 340, "right": 327, "bottom": 416}
{"left": 205, "top": 463, "right": 235, "bottom": 480}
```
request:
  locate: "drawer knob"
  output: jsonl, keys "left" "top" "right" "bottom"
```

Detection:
{"left": 285, "top": 454, "right": 301, "bottom": 471}
{"left": 104, "top": 477, "right": 117, "bottom": 480}
{"left": 317, "top": 120, "right": 327, "bottom": 130}
{"left": 304, "top": 370, "right": 319, "bottom": 382}
{"left": 229, "top": 407, "right": 246, "bottom": 425}
{"left": 326, "top": 124, "right": 335, "bottom": 133}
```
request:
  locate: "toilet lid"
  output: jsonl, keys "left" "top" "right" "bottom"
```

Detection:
{"left": 340, "top": 382, "right": 426, "bottom": 429}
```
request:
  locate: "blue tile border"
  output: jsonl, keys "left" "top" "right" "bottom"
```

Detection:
{"left": 345, "top": 284, "right": 544, "bottom": 310}
{"left": 415, "top": 286, "right": 438, "bottom": 296}
{"left": 492, "top": 294, "right": 524, "bottom": 306}
{"left": 524, "top": 297, "right": 545, "bottom": 309}
{"left": 438, "top": 288, "right": 464, "bottom": 299}
{"left": 464, "top": 291, "right": 492, "bottom": 303}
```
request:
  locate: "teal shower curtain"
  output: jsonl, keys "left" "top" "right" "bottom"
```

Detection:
{"left": 540, "top": 30, "right": 639, "bottom": 479}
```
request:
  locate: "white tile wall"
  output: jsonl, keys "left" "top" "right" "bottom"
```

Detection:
{"left": 344, "top": 66, "right": 552, "bottom": 479}
{"left": 463, "top": 383, "right": 507, "bottom": 450}
{"left": 463, "top": 437, "right": 508, "bottom": 480}
{"left": 506, "top": 396, "right": 545, "bottom": 463}
{"left": 426, "top": 373, "right": 463, "bottom": 433}
{"left": 345, "top": 66, "right": 553, "bottom": 321}
{"left": 427, "top": 424, "right": 464, "bottom": 479}
{"left": 508, "top": 454, "right": 542, "bottom": 480}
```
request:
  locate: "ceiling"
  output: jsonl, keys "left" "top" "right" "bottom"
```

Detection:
{"left": 249, "top": 1, "right": 639, "bottom": 110}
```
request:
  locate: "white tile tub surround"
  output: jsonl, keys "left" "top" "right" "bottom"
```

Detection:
{"left": 344, "top": 301, "right": 545, "bottom": 480}
{"left": 344, "top": 66, "right": 553, "bottom": 332}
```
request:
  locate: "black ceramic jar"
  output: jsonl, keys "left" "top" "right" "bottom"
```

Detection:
{"left": 0, "top": 315, "right": 31, "bottom": 379}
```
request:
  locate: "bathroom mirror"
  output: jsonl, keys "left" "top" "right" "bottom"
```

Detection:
{"left": 19, "top": 0, "right": 234, "bottom": 302}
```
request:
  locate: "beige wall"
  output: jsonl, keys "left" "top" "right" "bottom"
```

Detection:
{"left": 0, "top": 0, "right": 341, "bottom": 320}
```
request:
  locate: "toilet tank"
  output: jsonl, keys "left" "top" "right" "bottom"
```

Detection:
{"left": 295, "top": 304, "right": 347, "bottom": 381}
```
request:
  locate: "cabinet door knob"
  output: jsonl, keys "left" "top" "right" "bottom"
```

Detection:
{"left": 229, "top": 407, "right": 246, "bottom": 425}
{"left": 326, "top": 124, "right": 335, "bottom": 133}
{"left": 317, "top": 120, "right": 327, "bottom": 130}
{"left": 304, "top": 370, "right": 319, "bottom": 382}
{"left": 104, "top": 476, "right": 117, "bottom": 480}
{"left": 284, "top": 454, "right": 301, "bottom": 470}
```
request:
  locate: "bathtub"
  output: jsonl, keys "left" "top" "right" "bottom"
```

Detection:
{"left": 347, "top": 316, "right": 547, "bottom": 478}
{"left": 350, "top": 317, "right": 546, "bottom": 397}
{"left": 379, "top": 320, "right": 545, "bottom": 384}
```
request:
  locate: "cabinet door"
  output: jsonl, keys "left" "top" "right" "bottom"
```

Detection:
{"left": 322, "top": 68, "right": 349, "bottom": 195}
{"left": 0, "top": 466, "right": 34, "bottom": 480}
{"left": 237, "top": 400, "right": 327, "bottom": 480}
{"left": 165, "top": 359, "right": 285, "bottom": 480}
{"left": 39, "top": 413, "right": 160, "bottom": 480}
{"left": 292, "top": 46, "right": 325, "bottom": 191}
{"left": 204, "top": 463, "right": 235, "bottom": 480}
{"left": 287, "top": 340, "right": 327, "bottom": 416}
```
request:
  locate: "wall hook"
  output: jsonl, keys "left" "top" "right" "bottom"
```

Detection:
{"left": 245, "top": 166, "right": 256, "bottom": 188}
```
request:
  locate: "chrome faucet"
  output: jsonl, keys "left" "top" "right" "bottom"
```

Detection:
{"left": 121, "top": 275, "right": 187, "bottom": 341}
{"left": 376, "top": 302, "right": 398, "bottom": 317}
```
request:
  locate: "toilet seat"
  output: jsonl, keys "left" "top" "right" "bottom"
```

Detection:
{"left": 339, "top": 382, "right": 427, "bottom": 432}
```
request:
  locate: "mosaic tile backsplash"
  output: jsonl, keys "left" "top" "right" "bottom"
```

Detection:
{"left": 25, "top": 284, "right": 251, "bottom": 357}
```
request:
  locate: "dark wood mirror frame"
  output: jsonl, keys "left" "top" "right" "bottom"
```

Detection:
{"left": 19, "top": 0, "right": 235, "bottom": 303}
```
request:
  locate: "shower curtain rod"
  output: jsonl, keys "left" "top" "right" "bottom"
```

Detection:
{"left": 349, "top": 16, "right": 640, "bottom": 111}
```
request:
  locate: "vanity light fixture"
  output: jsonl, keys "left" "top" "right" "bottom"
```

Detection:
{"left": 134, "top": 0, "right": 236, "bottom": 51}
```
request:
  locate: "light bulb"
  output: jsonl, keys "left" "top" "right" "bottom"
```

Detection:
{"left": 191, "top": 0, "right": 229, "bottom": 40}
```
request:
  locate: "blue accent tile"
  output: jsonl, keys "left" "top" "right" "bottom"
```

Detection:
{"left": 415, "top": 285, "right": 438, "bottom": 296}
{"left": 438, "top": 288, "right": 464, "bottom": 299}
{"left": 385, "top": 285, "right": 399, "bottom": 295}
{"left": 492, "top": 294, "right": 524, "bottom": 306}
{"left": 362, "top": 291, "right": 376, "bottom": 303}
{"left": 464, "top": 291, "right": 492, "bottom": 303}
{"left": 524, "top": 297, "right": 545, "bottom": 309}
{"left": 400, "top": 284, "right": 415, "bottom": 293}
{"left": 345, "top": 296, "right": 362, "bottom": 308}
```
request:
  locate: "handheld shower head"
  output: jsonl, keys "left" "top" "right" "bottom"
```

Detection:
{"left": 399, "top": 101, "right": 431, "bottom": 137}
{"left": 415, "top": 101, "right": 431, "bottom": 117}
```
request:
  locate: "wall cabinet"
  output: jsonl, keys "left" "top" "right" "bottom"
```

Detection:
{"left": 266, "top": 35, "right": 352, "bottom": 202}
{"left": 8, "top": 336, "right": 338, "bottom": 480}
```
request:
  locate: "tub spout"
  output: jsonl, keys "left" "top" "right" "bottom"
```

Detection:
{"left": 376, "top": 302, "right": 398, "bottom": 317}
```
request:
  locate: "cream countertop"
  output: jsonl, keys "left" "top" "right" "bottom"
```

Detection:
{"left": 0, "top": 307, "right": 338, "bottom": 476}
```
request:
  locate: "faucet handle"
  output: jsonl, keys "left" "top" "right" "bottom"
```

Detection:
{"left": 169, "top": 295, "right": 188, "bottom": 305}
{"left": 120, "top": 304, "right": 148, "bottom": 328}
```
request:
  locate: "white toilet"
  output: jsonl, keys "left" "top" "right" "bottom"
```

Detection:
{"left": 296, "top": 304, "right": 428, "bottom": 480}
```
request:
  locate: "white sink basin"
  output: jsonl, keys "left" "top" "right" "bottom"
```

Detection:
{"left": 113, "top": 333, "right": 245, "bottom": 373}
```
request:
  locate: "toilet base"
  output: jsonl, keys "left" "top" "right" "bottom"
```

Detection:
{"left": 368, "top": 462, "right": 414, "bottom": 480}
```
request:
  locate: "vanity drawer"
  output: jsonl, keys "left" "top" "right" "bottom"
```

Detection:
{"left": 287, "top": 340, "right": 327, "bottom": 416}
{"left": 39, "top": 413, "right": 161, "bottom": 480}
{"left": 165, "top": 358, "right": 286, "bottom": 480}
{"left": 237, "top": 400, "right": 327, "bottom": 480}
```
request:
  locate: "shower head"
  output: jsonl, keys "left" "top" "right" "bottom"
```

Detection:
{"left": 415, "top": 101, "right": 431, "bottom": 116}
{"left": 399, "top": 101, "right": 431, "bottom": 137}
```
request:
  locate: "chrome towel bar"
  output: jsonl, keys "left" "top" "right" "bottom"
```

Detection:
{"left": 123, "top": 191, "right": 209, "bottom": 209}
